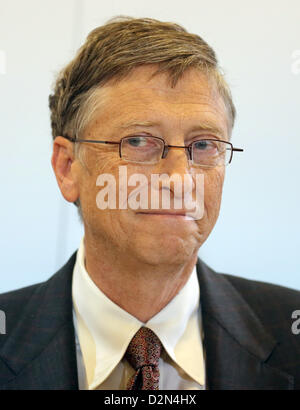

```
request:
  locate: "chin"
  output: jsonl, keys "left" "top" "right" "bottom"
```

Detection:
{"left": 134, "top": 236, "right": 197, "bottom": 266}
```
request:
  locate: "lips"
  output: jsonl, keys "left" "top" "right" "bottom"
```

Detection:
{"left": 136, "top": 210, "right": 193, "bottom": 217}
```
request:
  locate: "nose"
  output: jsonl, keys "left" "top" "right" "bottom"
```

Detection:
{"left": 158, "top": 144, "right": 192, "bottom": 176}
{"left": 154, "top": 145, "right": 196, "bottom": 202}
{"left": 162, "top": 144, "right": 192, "bottom": 162}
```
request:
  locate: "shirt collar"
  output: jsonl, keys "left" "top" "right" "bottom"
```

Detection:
{"left": 72, "top": 237, "right": 205, "bottom": 388}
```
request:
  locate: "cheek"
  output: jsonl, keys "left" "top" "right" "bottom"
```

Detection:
{"left": 84, "top": 145, "right": 120, "bottom": 173}
{"left": 77, "top": 148, "right": 144, "bottom": 218}
{"left": 74, "top": 148, "right": 118, "bottom": 219}
{"left": 203, "top": 168, "right": 225, "bottom": 217}
{"left": 80, "top": 146, "right": 119, "bottom": 186}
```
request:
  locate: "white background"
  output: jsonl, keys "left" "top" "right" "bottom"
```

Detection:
{"left": 0, "top": 0, "right": 299, "bottom": 292}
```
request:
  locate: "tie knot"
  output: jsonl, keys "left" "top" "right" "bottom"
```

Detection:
{"left": 125, "top": 327, "right": 162, "bottom": 370}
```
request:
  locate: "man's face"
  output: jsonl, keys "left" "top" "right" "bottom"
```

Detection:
{"left": 72, "top": 65, "right": 229, "bottom": 266}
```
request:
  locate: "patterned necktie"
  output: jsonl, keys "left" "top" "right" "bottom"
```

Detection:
{"left": 125, "top": 326, "right": 163, "bottom": 390}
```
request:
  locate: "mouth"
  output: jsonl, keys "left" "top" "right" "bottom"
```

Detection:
{"left": 136, "top": 211, "right": 195, "bottom": 219}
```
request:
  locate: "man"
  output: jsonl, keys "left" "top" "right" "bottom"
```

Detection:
{"left": 0, "top": 17, "right": 299, "bottom": 390}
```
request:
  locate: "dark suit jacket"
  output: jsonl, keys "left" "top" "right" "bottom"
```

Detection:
{"left": 0, "top": 252, "right": 299, "bottom": 390}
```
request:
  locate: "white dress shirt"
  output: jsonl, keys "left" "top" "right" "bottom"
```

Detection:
{"left": 72, "top": 238, "right": 206, "bottom": 390}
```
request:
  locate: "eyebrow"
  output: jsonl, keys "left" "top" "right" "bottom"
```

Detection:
{"left": 187, "top": 123, "right": 225, "bottom": 137}
{"left": 117, "top": 120, "right": 160, "bottom": 129}
{"left": 117, "top": 120, "right": 225, "bottom": 137}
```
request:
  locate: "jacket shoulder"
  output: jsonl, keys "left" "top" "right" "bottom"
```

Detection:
{"left": 0, "top": 282, "right": 45, "bottom": 343}
{"left": 223, "top": 273, "right": 300, "bottom": 305}
{"left": 0, "top": 252, "right": 77, "bottom": 347}
{"left": 0, "top": 281, "right": 45, "bottom": 306}
{"left": 221, "top": 273, "right": 300, "bottom": 340}
{"left": 0, "top": 252, "right": 78, "bottom": 389}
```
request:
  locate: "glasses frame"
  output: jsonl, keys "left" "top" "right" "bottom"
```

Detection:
{"left": 62, "top": 135, "right": 243, "bottom": 167}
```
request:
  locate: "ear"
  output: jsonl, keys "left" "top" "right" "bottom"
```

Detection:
{"left": 51, "top": 136, "right": 80, "bottom": 203}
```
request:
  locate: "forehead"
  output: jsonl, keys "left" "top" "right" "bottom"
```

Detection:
{"left": 87, "top": 66, "right": 229, "bottom": 137}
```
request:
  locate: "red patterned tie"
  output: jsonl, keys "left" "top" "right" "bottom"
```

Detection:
{"left": 125, "top": 327, "right": 163, "bottom": 390}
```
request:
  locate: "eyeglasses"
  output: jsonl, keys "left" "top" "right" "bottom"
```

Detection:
{"left": 63, "top": 135, "right": 243, "bottom": 168}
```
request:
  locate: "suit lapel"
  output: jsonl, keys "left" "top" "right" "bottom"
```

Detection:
{"left": 197, "top": 259, "right": 294, "bottom": 389}
{"left": 0, "top": 253, "right": 78, "bottom": 389}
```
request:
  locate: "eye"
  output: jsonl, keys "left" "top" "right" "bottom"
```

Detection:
{"left": 193, "top": 140, "right": 216, "bottom": 151}
{"left": 127, "top": 137, "right": 146, "bottom": 147}
{"left": 124, "top": 136, "right": 162, "bottom": 151}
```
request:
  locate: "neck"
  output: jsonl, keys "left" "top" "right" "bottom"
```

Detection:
{"left": 83, "top": 234, "right": 198, "bottom": 323}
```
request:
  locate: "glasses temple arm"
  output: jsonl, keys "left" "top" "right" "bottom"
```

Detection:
{"left": 61, "top": 136, "right": 119, "bottom": 145}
